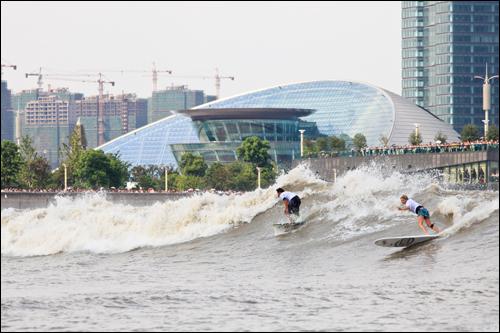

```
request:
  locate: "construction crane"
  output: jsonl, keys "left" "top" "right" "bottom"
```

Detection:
{"left": 100, "top": 62, "right": 172, "bottom": 93}
{"left": 151, "top": 62, "right": 172, "bottom": 92}
{"left": 1, "top": 63, "right": 17, "bottom": 78}
{"left": 25, "top": 67, "right": 44, "bottom": 91}
{"left": 25, "top": 67, "right": 99, "bottom": 92}
{"left": 213, "top": 68, "right": 235, "bottom": 100}
{"left": 166, "top": 67, "right": 235, "bottom": 99}
{"left": 24, "top": 72, "right": 115, "bottom": 146}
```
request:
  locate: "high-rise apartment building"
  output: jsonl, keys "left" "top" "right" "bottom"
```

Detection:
{"left": 1, "top": 80, "right": 14, "bottom": 142}
{"left": 402, "top": 1, "right": 499, "bottom": 134}
{"left": 148, "top": 85, "right": 208, "bottom": 123}
{"left": 24, "top": 95, "right": 72, "bottom": 168}
{"left": 75, "top": 94, "right": 148, "bottom": 148}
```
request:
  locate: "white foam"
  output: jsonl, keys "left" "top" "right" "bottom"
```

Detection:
{"left": 2, "top": 164, "right": 497, "bottom": 256}
{"left": 1, "top": 165, "right": 322, "bottom": 257}
{"left": 439, "top": 197, "right": 499, "bottom": 236}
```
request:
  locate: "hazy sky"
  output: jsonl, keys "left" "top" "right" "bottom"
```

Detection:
{"left": 1, "top": 1, "right": 402, "bottom": 99}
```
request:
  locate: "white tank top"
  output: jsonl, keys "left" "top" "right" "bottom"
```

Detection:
{"left": 279, "top": 191, "right": 297, "bottom": 201}
{"left": 405, "top": 198, "right": 421, "bottom": 214}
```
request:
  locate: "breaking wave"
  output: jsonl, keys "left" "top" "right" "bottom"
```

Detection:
{"left": 1, "top": 164, "right": 498, "bottom": 257}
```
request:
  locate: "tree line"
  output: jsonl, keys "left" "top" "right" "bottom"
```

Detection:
{"left": 1, "top": 131, "right": 277, "bottom": 191}
{"left": 2, "top": 124, "right": 498, "bottom": 190}
{"left": 127, "top": 136, "right": 277, "bottom": 191}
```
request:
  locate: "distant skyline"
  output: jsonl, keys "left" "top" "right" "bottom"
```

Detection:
{"left": 1, "top": 1, "right": 401, "bottom": 99}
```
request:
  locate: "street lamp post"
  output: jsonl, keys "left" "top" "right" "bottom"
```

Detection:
{"left": 474, "top": 63, "right": 499, "bottom": 139}
{"left": 62, "top": 163, "right": 67, "bottom": 192}
{"left": 165, "top": 167, "right": 168, "bottom": 192}
{"left": 414, "top": 123, "right": 420, "bottom": 144}
{"left": 299, "top": 129, "right": 305, "bottom": 158}
{"left": 256, "top": 167, "right": 261, "bottom": 189}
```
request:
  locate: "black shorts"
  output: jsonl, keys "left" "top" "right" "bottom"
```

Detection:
{"left": 287, "top": 196, "right": 301, "bottom": 215}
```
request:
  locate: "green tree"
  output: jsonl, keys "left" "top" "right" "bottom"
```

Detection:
{"left": 73, "top": 150, "right": 128, "bottom": 189}
{"left": 175, "top": 175, "right": 205, "bottom": 191}
{"left": 379, "top": 134, "right": 390, "bottom": 147}
{"left": 316, "top": 137, "right": 329, "bottom": 152}
{"left": 205, "top": 162, "right": 230, "bottom": 190}
{"left": 434, "top": 131, "right": 448, "bottom": 144}
{"left": 259, "top": 164, "right": 278, "bottom": 188}
{"left": 353, "top": 133, "right": 367, "bottom": 151}
{"left": 236, "top": 136, "right": 271, "bottom": 167}
{"left": 161, "top": 168, "right": 179, "bottom": 191}
{"left": 303, "top": 139, "right": 317, "bottom": 157}
{"left": 1, "top": 140, "right": 23, "bottom": 188}
{"left": 107, "top": 153, "right": 130, "bottom": 188}
{"left": 17, "top": 135, "right": 51, "bottom": 189}
{"left": 330, "top": 135, "right": 346, "bottom": 151}
{"left": 130, "top": 165, "right": 155, "bottom": 189}
{"left": 461, "top": 124, "right": 480, "bottom": 142}
{"left": 409, "top": 130, "right": 423, "bottom": 145}
{"left": 339, "top": 134, "right": 353, "bottom": 149}
{"left": 487, "top": 125, "right": 499, "bottom": 141}
{"left": 227, "top": 161, "right": 257, "bottom": 191}
{"left": 60, "top": 121, "right": 87, "bottom": 185}
{"left": 180, "top": 152, "right": 207, "bottom": 177}
{"left": 26, "top": 156, "right": 51, "bottom": 188}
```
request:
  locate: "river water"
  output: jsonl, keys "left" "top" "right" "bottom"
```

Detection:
{"left": 1, "top": 165, "right": 498, "bottom": 331}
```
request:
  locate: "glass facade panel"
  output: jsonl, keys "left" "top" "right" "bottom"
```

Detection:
{"left": 198, "top": 81, "right": 395, "bottom": 146}
{"left": 402, "top": 1, "right": 499, "bottom": 134}
{"left": 99, "top": 114, "right": 199, "bottom": 167}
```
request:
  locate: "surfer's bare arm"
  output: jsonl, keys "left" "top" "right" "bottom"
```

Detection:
{"left": 283, "top": 200, "right": 289, "bottom": 214}
{"left": 398, "top": 206, "right": 409, "bottom": 211}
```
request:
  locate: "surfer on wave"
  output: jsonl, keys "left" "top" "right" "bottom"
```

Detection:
{"left": 398, "top": 194, "right": 441, "bottom": 235}
{"left": 276, "top": 188, "right": 301, "bottom": 222}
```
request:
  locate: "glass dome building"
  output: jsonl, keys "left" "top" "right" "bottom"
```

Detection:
{"left": 171, "top": 107, "right": 320, "bottom": 165}
{"left": 99, "top": 80, "right": 460, "bottom": 168}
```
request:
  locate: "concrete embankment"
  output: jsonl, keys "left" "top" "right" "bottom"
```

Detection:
{"left": 1, "top": 192, "right": 192, "bottom": 210}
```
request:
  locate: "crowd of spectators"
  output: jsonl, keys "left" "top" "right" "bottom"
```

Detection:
{"left": 360, "top": 139, "right": 499, "bottom": 157}
{"left": 312, "top": 139, "right": 499, "bottom": 158}
{"left": 1, "top": 186, "right": 243, "bottom": 196}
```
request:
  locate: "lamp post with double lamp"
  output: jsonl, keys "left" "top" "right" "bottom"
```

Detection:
{"left": 474, "top": 63, "right": 498, "bottom": 139}
{"left": 299, "top": 129, "right": 305, "bottom": 157}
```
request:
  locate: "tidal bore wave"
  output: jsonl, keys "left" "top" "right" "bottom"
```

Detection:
{"left": 1, "top": 164, "right": 498, "bottom": 257}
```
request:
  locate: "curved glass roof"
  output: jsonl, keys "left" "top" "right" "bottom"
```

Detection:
{"left": 99, "top": 80, "right": 460, "bottom": 167}
{"left": 198, "top": 80, "right": 459, "bottom": 146}
{"left": 99, "top": 114, "right": 199, "bottom": 167}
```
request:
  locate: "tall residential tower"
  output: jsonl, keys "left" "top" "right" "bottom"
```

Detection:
{"left": 402, "top": 1, "right": 499, "bottom": 134}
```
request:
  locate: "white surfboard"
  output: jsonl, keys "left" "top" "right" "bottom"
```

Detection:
{"left": 273, "top": 221, "right": 306, "bottom": 235}
{"left": 374, "top": 234, "right": 440, "bottom": 248}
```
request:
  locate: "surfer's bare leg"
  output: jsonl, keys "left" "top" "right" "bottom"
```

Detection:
{"left": 417, "top": 216, "right": 429, "bottom": 235}
{"left": 425, "top": 218, "right": 440, "bottom": 233}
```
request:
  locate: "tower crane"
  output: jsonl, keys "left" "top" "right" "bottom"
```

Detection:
{"left": 1, "top": 63, "right": 17, "bottom": 78}
{"left": 100, "top": 62, "right": 172, "bottom": 93}
{"left": 213, "top": 67, "right": 235, "bottom": 100}
{"left": 25, "top": 68, "right": 98, "bottom": 92}
{"left": 24, "top": 72, "right": 115, "bottom": 146}
{"left": 25, "top": 67, "right": 44, "bottom": 91}
{"left": 165, "top": 67, "right": 235, "bottom": 99}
